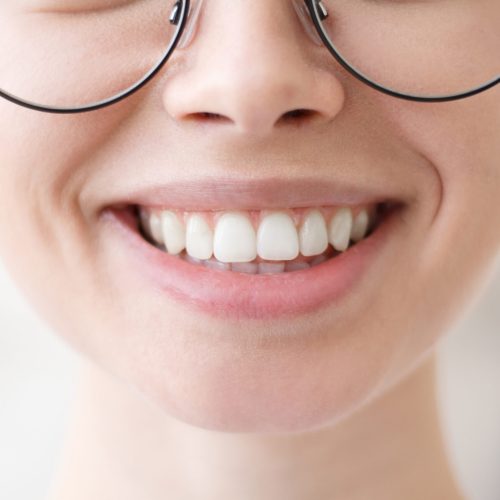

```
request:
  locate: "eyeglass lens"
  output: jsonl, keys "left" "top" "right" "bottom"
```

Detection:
{"left": 0, "top": 0, "right": 498, "bottom": 111}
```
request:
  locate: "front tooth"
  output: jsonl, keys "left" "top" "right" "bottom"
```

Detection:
{"left": 258, "top": 262, "right": 286, "bottom": 274}
{"left": 213, "top": 212, "right": 257, "bottom": 263}
{"left": 186, "top": 214, "right": 213, "bottom": 260}
{"left": 350, "top": 209, "right": 370, "bottom": 243}
{"left": 161, "top": 210, "right": 186, "bottom": 254}
{"left": 203, "top": 258, "right": 230, "bottom": 271}
{"left": 299, "top": 209, "right": 328, "bottom": 256}
{"left": 231, "top": 262, "right": 258, "bottom": 274}
{"left": 310, "top": 254, "right": 327, "bottom": 267}
{"left": 285, "top": 261, "right": 310, "bottom": 272}
{"left": 257, "top": 212, "right": 299, "bottom": 261}
{"left": 328, "top": 207, "right": 353, "bottom": 252}
{"left": 184, "top": 254, "right": 202, "bottom": 265}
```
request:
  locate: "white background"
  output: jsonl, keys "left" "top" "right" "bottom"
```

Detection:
{"left": 1, "top": 259, "right": 499, "bottom": 500}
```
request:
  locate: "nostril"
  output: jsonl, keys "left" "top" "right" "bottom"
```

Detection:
{"left": 187, "top": 112, "right": 230, "bottom": 123}
{"left": 279, "top": 108, "right": 317, "bottom": 125}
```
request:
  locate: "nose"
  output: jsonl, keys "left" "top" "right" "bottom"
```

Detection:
{"left": 162, "top": 1, "right": 345, "bottom": 136}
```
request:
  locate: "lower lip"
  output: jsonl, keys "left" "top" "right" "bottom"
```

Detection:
{"left": 101, "top": 204, "right": 403, "bottom": 320}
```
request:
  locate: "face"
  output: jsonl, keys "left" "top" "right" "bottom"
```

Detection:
{"left": 0, "top": 0, "right": 498, "bottom": 433}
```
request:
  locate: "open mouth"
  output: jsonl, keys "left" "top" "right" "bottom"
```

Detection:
{"left": 103, "top": 198, "right": 404, "bottom": 319}
{"left": 133, "top": 201, "right": 396, "bottom": 274}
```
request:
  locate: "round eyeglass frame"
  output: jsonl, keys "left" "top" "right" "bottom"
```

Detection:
{"left": 0, "top": 0, "right": 498, "bottom": 114}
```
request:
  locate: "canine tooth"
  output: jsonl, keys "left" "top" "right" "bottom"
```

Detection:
{"left": 328, "top": 207, "right": 353, "bottom": 252}
{"left": 299, "top": 210, "right": 328, "bottom": 256}
{"left": 149, "top": 213, "right": 164, "bottom": 244}
{"left": 186, "top": 214, "right": 213, "bottom": 260}
{"left": 161, "top": 211, "right": 186, "bottom": 254}
{"left": 231, "top": 262, "right": 258, "bottom": 274}
{"left": 214, "top": 212, "right": 257, "bottom": 263}
{"left": 258, "top": 262, "right": 286, "bottom": 274}
{"left": 350, "top": 209, "right": 370, "bottom": 243}
{"left": 257, "top": 212, "right": 299, "bottom": 261}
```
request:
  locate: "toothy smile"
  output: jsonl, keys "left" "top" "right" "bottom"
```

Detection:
{"left": 137, "top": 203, "right": 392, "bottom": 274}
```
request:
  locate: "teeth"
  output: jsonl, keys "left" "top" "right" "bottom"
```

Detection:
{"left": 328, "top": 207, "right": 353, "bottom": 252}
{"left": 203, "top": 258, "right": 231, "bottom": 271}
{"left": 299, "top": 209, "right": 329, "bottom": 257}
{"left": 213, "top": 212, "right": 257, "bottom": 263}
{"left": 285, "top": 261, "right": 311, "bottom": 272}
{"left": 257, "top": 212, "right": 299, "bottom": 261}
{"left": 258, "top": 261, "right": 286, "bottom": 274}
{"left": 161, "top": 210, "right": 186, "bottom": 254}
{"left": 231, "top": 262, "right": 258, "bottom": 274}
{"left": 186, "top": 214, "right": 213, "bottom": 260}
{"left": 149, "top": 212, "right": 164, "bottom": 245}
{"left": 350, "top": 209, "right": 370, "bottom": 243}
{"left": 310, "top": 253, "right": 328, "bottom": 267}
{"left": 185, "top": 254, "right": 203, "bottom": 265}
{"left": 139, "top": 208, "right": 153, "bottom": 239}
{"left": 138, "top": 203, "right": 382, "bottom": 271}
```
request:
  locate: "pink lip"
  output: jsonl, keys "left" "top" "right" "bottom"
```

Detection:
{"left": 100, "top": 203, "right": 404, "bottom": 320}
{"left": 99, "top": 176, "right": 404, "bottom": 212}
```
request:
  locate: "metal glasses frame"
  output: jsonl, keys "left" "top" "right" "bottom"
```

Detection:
{"left": 306, "top": 0, "right": 499, "bottom": 104}
{"left": 0, "top": 0, "right": 498, "bottom": 114}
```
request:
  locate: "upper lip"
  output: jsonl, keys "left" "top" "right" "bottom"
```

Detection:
{"left": 100, "top": 176, "right": 408, "bottom": 212}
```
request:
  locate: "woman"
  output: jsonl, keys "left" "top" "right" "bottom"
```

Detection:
{"left": 0, "top": 1, "right": 498, "bottom": 499}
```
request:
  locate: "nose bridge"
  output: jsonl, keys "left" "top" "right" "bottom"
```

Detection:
{"left": 162, "top": 0, "right": 345, "bottom": 135}
{"left": 179, "top": 0, "right": 321, "bottom": 50}
{"left": 206, "top": 1, "right": 310, "bottom": 74}
{"left": 180, "top": 0, "right": 313, "bottom": 70}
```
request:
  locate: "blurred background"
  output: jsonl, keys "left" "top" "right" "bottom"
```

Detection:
{"left": 0, "top": 258, "right": 499, "bottom": 500}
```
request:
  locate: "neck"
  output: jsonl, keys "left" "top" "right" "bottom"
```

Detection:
{"left": 48, "top": 352, "right": 465, "bottom": 500}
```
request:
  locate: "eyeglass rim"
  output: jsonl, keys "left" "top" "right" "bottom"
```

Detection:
{"left": 305, "top": 0, "right": 500, "bottom": 104}
{"left": 0, "top": 0, "right": 191, "bottom": 114}
{"left": 0, "top": 0, "right": 498, "bottom": 114}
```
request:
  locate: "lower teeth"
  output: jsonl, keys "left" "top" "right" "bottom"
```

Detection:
{"left": 173, "top": 249, "right": 335, "bottom": 274}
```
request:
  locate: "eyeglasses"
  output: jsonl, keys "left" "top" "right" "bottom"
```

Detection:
{"left": 0, "top": 0, "right": 498, "bottom": 114}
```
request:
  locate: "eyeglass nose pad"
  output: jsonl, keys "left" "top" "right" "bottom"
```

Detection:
{"left": 176, "top": 0, "right": 205, "bottom": 50}
{"left": 291, "top": 0, "right": 323, "bottom": 46}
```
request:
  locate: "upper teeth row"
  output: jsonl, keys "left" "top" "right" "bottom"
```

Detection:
{"left": 139, "top": 206, "right": 377, "bottom": 263}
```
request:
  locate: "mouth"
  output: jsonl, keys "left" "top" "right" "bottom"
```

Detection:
{"left": 136, "top": 203, "right": 386, "bottom": 273}
{"left": 100, "top": 194, "right": 405, "bottom": 320}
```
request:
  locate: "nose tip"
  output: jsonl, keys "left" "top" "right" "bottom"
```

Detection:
{"left": 162, "top": 2, "right": 345, "bottom": 136}
{"left": 164, "top": 68, "right": 344, "bottom": 135}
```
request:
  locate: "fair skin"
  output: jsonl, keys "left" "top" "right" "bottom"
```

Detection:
{"left": 0, "top": 1, "right": 498, "bottom": 499}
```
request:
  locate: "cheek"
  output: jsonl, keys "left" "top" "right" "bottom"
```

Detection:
{"left": 374, "top": 87, "right": 500, "bottom": 372}
{"left": 0, "top": 99, "right": 128, "bottom": 249}
{"left": 0, "top": 103, "right": 125, "bottom": 347}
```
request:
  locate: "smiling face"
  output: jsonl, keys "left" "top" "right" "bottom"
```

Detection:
{"left": 0, "top": 0, "right": 499, "bottom": 433}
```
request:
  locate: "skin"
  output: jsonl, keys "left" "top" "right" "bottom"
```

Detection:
{"left": 0, "top": 1, "right": 498, "bottom": 499}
